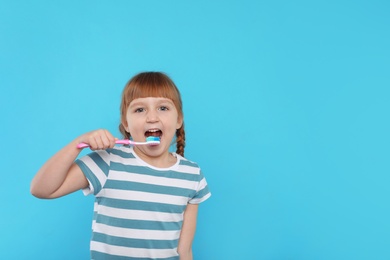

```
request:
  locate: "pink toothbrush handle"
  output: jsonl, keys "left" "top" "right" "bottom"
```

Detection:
{"left": 76, "top": 143, "right": 90, "bottom": 149}
{"left": 115, "top": 140, "right": 130, "bottom": 145}
{"left": 76, "top": 140, "right": 130, "bottom": 149}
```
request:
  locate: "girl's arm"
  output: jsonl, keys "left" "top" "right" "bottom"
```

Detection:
{"left": 177, "top": 204, "right": 199, "bottom": 260}
{"left": 30, "top": 129, "right": 116, "bottom": 199}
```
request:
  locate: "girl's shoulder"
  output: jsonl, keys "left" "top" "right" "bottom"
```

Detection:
{"left": 176, "top": 154, "right": 200, "bottom": 168}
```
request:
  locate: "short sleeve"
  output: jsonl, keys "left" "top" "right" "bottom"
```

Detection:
{"left": 189, "top": 170, "right": 211, "bottom": 204}
{"left": 75, "top": 149, "right": 111, "bottom": 196}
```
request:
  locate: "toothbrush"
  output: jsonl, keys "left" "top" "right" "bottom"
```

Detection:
{"left": 77, "top": 136, "right": 160, "bottom": 149}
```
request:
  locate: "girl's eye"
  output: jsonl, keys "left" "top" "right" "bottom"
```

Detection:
{"left": 135, "top": 108, "right": 145, "bottom": 113}
{"left": 159, "top": 106, "right": 169, "bottom": 111}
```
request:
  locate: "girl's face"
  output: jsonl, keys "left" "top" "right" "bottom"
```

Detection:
{"left": 123, "top": 97, "right": 183, "bottom": 160}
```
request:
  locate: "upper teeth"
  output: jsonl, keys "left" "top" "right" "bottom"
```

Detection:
{"left": 147, "top": 129, "right": 160, "bottom": 132}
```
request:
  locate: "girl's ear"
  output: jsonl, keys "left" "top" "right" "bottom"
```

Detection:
{"left": 176, "top": 116, "right": 183, "bottom": 130}
{"left": 121, "top": 119, "right": 129, "bottom": 132}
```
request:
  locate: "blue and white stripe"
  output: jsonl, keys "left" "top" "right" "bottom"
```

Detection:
{"left": 76, "top": 146, "right": 211, "bottom": 259}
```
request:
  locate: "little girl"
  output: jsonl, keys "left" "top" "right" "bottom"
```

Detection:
{"left": 31, "top": 72, "right": 211, "bottom": 260}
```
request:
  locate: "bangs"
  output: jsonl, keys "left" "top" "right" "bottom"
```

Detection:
{"left": 125, "top": 80, "right": 179, "bottom": 105}
{"left": 121, "top": 72, "right": 183, "bottom": 115}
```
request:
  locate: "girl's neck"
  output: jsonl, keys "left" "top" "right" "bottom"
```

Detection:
{"left": 133, "top": 147, "right": 177, "bottom": 168}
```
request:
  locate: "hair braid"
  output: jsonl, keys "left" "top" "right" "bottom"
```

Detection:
{"left": 175, "top": 125, "right": 186, "bottom": 157}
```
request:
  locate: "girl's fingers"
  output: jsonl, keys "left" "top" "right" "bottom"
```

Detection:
{"left": 83, "top": 129, "right": 116, "bottom": 150}
{"left": 100, "top": 130, "right": 115, "bottom": 149}
{"left": 95, "top": 130, "right": 110, "bottom": 150}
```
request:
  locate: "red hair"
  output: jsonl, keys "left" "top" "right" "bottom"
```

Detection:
{"left": 119, "top": 72, "right": 186, "bottom": 156}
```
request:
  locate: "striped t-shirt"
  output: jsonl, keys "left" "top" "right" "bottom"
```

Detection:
{"left": 75, "top": 146, "right": 211, "bottom": 260}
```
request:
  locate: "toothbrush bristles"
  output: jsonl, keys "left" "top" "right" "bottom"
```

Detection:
{"left": 146, "top": 136, "right": 160, "bottom": 145}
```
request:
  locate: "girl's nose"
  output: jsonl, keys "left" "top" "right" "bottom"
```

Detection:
{"left": 146, "top": 111, "right": 159, "bottom": 122}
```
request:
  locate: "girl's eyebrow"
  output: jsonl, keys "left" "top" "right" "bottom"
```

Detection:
{"left": 128, "top": 101, "right": 144, "bottom": 107}
{"left": 158, "top": 100, "right": 174, "bottom": 106}
{"left": 129, "top": 98, "right": 174, "bottom": 107}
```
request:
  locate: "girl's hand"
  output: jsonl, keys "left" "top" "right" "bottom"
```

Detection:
{"left": 78, "top": 129, "right": 117, "bottom": 150}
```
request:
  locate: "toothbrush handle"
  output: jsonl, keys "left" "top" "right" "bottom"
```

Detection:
{"left": 115, "top": 140, "right": 131, "bottom": 145}
{"left": 76, "top": 140, "right": 131, "bottom": 149}
{"left": 76, "top": 143, "right": 91, "bottom": 149}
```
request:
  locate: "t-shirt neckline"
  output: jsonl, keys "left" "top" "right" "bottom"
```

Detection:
{"left": 129, "top": 147, "right": 180, "bottom": 171}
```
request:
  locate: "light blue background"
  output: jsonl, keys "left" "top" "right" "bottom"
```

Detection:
{"left": 1, "top": 0, "right": 389, "bottom": 259}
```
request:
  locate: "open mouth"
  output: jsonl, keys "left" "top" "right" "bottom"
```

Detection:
{"left": 145, "top": 129, "right": 162, "bottom": 139}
